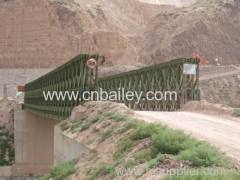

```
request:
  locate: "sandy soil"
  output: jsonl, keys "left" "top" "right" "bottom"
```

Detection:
{"left": 200, "top": 69, "right": 240, "bottom": 81}
{"left": 135, "top": 111, "right": 240, "bottom": 164}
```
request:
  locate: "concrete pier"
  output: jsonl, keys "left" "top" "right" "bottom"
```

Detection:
{"left": 13, "top": 105, "right": 60, "bottom": 176}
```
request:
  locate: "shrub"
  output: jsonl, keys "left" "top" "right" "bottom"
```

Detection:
{"left": 151, "top": 129, "right": 189, "bottom": 155}
{"left": 87, "top": 164, "right": 116, "bottom": 180}
{"left": 178, "top": 143, "right": 228, "bottom": 167}
{"left": 100, "top": 129, "right": 114, "bottom": 142}
{"left": 41, "top": 160, "right": 77, "bottom": 180}
{"left": 114, "top": 139, "right": 133, "bottom": 161}
{"left": 102, "top": 112, "right": 129, "bottom": 122}
{"left": 115, "top": 121, "right": 135, "bottom": 134}
{"left": 115, "top": 120, "right": 231, "bottom": 169}
{"left": 147, "top": 153, "right": 165, "bottom": 168}
{"left": 124, "top": 159, "right": 138, "bottom": 169}
{"left": 131, "top": 123, "right": 164, "bottom": 141}
{"left": 134, "top": 149, "right": 153, "bottom": 164}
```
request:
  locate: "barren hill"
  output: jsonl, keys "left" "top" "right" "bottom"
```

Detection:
{"left": 0, "top": 0, "right": 239, "bottom": 67}
{"left": 139, "top": 0, "right": 240, "bottom": 64}
{"left": 0, "top": 0, "right": 160, "bottom": 68}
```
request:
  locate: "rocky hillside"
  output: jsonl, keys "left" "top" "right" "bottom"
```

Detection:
{"left": 0, "top": 0, "right": 160, "bottom": 67}
{"left": 139, "top": 0, "right": 240, "bottom": 65}
{"left": 201, "top": 73, "right": 240, "bottom": 108}
{"left": 0, "top": 0, "right": 239, "bottom": 68}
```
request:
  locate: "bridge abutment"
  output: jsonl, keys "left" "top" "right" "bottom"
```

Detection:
{"left": 13, "top": 105, "right": 60, "bottom": 176}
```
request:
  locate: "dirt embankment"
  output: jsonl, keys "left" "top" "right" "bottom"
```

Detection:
{"left": 135, "top": 110, "right": 240, "bottom": 164}
{"left": 50, "top": 101, "right": 237, "bottom": 180}
{"left": 181, "top": 100, "right": 240, "bottom": 118}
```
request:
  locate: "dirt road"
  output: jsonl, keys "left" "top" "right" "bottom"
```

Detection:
{"left": 200, "top": 69, "right": 240, "bottom": 81}
{"left": 135, "top": 111, "right": 240, "bottom": 163}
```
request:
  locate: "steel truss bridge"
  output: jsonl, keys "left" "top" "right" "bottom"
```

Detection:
{"left": 24, "top": 54, "right": 200, "bottom": 120}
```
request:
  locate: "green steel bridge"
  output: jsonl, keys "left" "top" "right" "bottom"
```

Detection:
{"left": 24, "top": 54, "right": 200, "bottom": 120}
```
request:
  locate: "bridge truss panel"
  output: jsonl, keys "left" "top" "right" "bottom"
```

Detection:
{"left": 97, "top": 58, "right": 200, "bottom": 111}
{"left": 24, "top": 56, "right": 200, "bottom": 120}
{"left": 24, "top": 54, "right": 100, "bottom": 120}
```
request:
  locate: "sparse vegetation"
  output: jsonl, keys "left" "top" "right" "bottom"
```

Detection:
{"left": 133, "top": 148, "right": 152, "bottom": 164}
{"left": 0, "top": 125, "right": 14, "bottom": 166}
{"left": 60, "top": 103, "right": 234, "bottom": 180}
{"left": 61, "top": 111, "right": 129, "bottom": 133}
{"left": 61, "top": 114, "right": 103, "bottom": 132}
{"left": 113, "top": 139, "right": 133, "bottom": 161}
{"left": 102, "top": 112, "right": 129, "bottom": 122}
{"left": 40, "top": 160, "right": 77, "bottom": 180}
{"left": 147, "top": 153, "right": 165, "bottom": 168}
{"left": 100, "top": 128, "right": 114, "bottom": 142}
{"left": 85, "top": 113, "right": 231, "bottom": 179}
{"left": 178, "top": 142, "right": 228, "bottom": 167}
{"left": 115, "top": 121, "right": 135, "bottom": 134}
{"left": 113, "top": 121, "right": 230, "bottom": 170}
{"left": 86, "top": 163, "right": 116, "bottom": 180}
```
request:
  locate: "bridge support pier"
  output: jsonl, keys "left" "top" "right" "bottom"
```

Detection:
{"left": 13, "top": 105, "right": 60, "bottom": 176}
